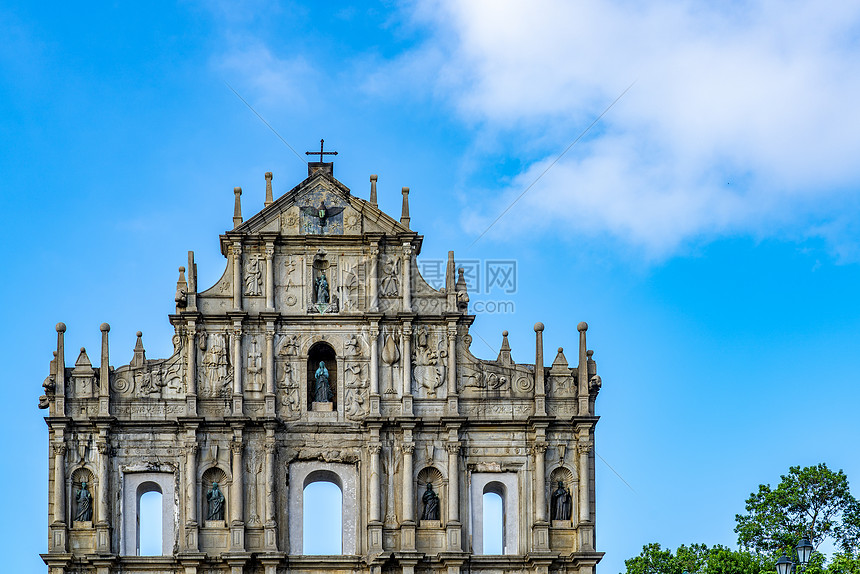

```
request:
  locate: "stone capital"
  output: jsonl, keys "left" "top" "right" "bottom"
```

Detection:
{"left": 232, "top": 243, "right": 243, "bottom": 256}
{"left": 533, "top": 442, "right": 548, "bottom": 455}
{"left": 265, "top": 246, "right": 275, "bottom": 259}
{"left": 368, "top": 444, "right": 382, "bottom": 455}
{"left": 96, "top": 441, "right": 109, "bottom": 455}
{"left": 401, "top": 443, "right": 415, "bottom": 455}
{"left": 53, "top": 443, "right": 67, "bottom": 456}
{"left": 445, "top": 443, "right": 460, "bottom": 455}
{"left": 577, "top": 442, "right": 593, "bottom": 455}
{"left": 230, "top": 440, "right": 243, "bottom": 455}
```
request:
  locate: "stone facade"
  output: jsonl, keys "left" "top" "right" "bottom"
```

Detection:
{"left": 39, "top": 162, "right": 604, "bottom": 574}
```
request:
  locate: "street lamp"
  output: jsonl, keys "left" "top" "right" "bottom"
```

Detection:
{"left": 775, "top": 536, "right": 814, "bottom": 574}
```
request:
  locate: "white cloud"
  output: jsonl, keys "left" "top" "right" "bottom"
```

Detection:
{"left": 410, "top": 0, "right": 860, "bottom": 256}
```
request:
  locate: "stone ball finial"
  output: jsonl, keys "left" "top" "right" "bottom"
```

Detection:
{"left": 577, "top": 321, "right": 588, "bottom": 332}
{"left": 402, "top": 186, "right": 410, "bottom": 195}
{"left": 234, "top": 187, "right": 242, "bottom": 195}
{"left": 56, "top": 322, "right": 66, "bottom": 332}
{"left": 265, "top": 171, "right": 273, "bottom": 180}
{"left": 80, "top": 347, "right": 86, "bottom": 353}
{"left": 534, "top": 322, "right": 544, "bottom": 332}
{"left": 100, "top": 323, "right": 110, "bottom": 332}
{"left": 587, "top": 350, "right": 594, "bottom": 358}
{"left": 179, "top": 266, "right": 185, "bottom": 273}
{"left": 136, "top": 331, "right": 143, "bottom": 337}
{"left": 558, "top": 347, "right": 563, "bottom": 353}
{"left": 502, "top": 330, "right": 509, "bottom": 337}
{"left": 370, "top": 174, "right": 378, "bottom": 181}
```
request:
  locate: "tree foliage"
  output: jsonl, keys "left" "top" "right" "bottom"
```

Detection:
{"left": 623, "top": 465, "right": 860, "bottom": 574}
{"left": 623, "top": 543, "right": 766, "bottom": 574}
{"left": 734, "top": 464, "right": 860, "bottom": 555}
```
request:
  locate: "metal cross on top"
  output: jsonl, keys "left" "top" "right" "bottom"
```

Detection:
{"left": 306, "top": 139, "right": 338, "bottom": 162}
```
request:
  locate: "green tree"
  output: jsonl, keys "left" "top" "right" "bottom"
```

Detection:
{"left": 734, "top": 464, "right": 860, "bottom": 555}
{"left": 622, "top": 544, "right": 765, "bottom": 574}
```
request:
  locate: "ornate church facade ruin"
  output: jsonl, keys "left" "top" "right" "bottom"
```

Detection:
{"left": 39, "top": 159, "right": 604, "bottom": 574}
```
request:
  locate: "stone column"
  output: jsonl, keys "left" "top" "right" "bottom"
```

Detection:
{"left": 402, "top": 243, "right": 412, "bottom": 312}
{"left": 230, "top": 436, "right": 245, "bottom": 550}
{"left": 578, "top": 442, "right": 591, "bottom": 524}
{"left": 402, "top": 443, "right": 415, "bottom": 522}
{"left": 232, "top": 322, "right": 243, "bottom": 415}
{"left": 264, "top": 435, "right": 277, "bottom": 549}
{"left": 265, "top": 243, "right": 275, "bottom": 311}
{"left": 369, "top": 323, "right": 380, "bottom": 415}
{"left": 186, "top": 321, "right": 197, "bottom": 415}
{"left": 185, "top": 442, "right": 199, "bottom": 551}
{"left": 96, "top": 438, "right": 110, "bottom": 553}
{"left": 368, "top": 443, "right": 383, "bottom": 552}
{"left": 265, "top": 323, "right": 275, "bottom": 415}
{"left": 53, "top": 443, "right": 66, "bottom": 524}
{"left": 446, "top": 323, "right": 458, "bottom": 414}
{"left": 369, "top": 244, "right": 379, "bottom": 311}
{"left": 532, "top": 440, "right": 550, "bottom": 551}
{"left": 50, "top": 441, "right": 67, "bottom": 553}
{"left": 402, "top": 322, "right": 413, "bottom": 415}
{"left": 99, "top": 323, "right": 110, "bottom": 416}
{"left": 445, "top": 442, "right": 461, "bottom": 551}
{"left": 401, "top": 436, "right": 416, "bottom": 551}
{"left": 534, "top": 442, "right": 547, "bottom": 522}
{"left": 232, "top": 242, "right": 242, "bottom": 311}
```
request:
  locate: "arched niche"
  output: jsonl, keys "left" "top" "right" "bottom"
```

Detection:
{"left": 201, "top": 466, "right": 229, "bottom": 525}
{"left": 417, "top": 466, "right": 443, "bottom": 524}
{"left": 307, "top": 341, "right": 337, "bottom": 410}
{"left": 549, "top": 466, "right": 576, "bottom": 524}
{"left": 70, "top": 467, "right": 95, "bottom": 524}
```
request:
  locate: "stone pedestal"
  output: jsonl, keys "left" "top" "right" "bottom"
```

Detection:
{"left": 95, "top": 523, "right": 110, "bottom": 553}
{"left": 532, "top": 523, "right": 549, "bottom": 551}
{"left": 312, "top": 402, "right": 333, "bottom": 412}
{"left": 446, "top": 522, "right": 462, "bottom": 551}
{"left": 368, "top": 522, "right": 383, "bottom": 553}
{"left": 401, "top": 521, "right": 416, "bottom": 550}
{"left": 264, "top": 393, "right": 275, "bottom": 415}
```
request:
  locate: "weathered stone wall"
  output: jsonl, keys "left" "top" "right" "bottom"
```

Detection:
{"left": 40, "top": 164, "right": 603, "bottom": 574}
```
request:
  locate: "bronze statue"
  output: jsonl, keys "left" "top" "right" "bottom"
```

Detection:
{"left": 315, "top": 272, "right": 330, "bottom": 304}
{"left": 314, "top": 361, "right": 332, "bottom": 402}
{"left": 550, "top": 480, "right": 572, "bottom": 521}
{"left": 75, "top": 481, "right": 93, "bottom": 521}
{"left": 207, "top": 481, "right": 225, "bottom": 521}
{"left": 421, "top": 483, "right": 440, "bottom": 521}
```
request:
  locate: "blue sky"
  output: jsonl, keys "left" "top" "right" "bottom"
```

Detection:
{"left": 3, "top": 1, "right": 860, "bottom": 572}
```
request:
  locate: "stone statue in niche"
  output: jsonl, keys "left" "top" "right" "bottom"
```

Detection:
{"left": 246, "top": 338, "right": 263, "bottom": 392}
{"left": 207, "top": 482, "right": 225, "bottom": 521}
{"left": 245, "top": 255, "right": 263, "bottom": 296}
{"left": 315, "top": 271, "right": 330, "bottom": 304}
{"left": 421, "top": 483, "right": 440, "bottom": 521}
{"left": 380, "top": 256, "right": 399, "bottom": 297}
{"left": 550, "top": 480, "right": 572, "bottom": 521}
{"left": 314, "top": 361, "right": 332, "bottom": 402}
{"left": 75, "top": 481, "right": 93, "bottom": 521}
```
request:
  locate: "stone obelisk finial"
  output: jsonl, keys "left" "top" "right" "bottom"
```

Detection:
{"left": 99, "top": 323, "right": 110, "bottom": 416}
{"left": 370, "top": 174, "right": 378, "bottom": 207}
{"left": 264, "top": 172, "right": 273, "bottom": 207}
{"left": 534, "top": 321, "right": 547, "bottom": 415}
{"left": 400, "top": 187, "right": 410, "bottom": 228}
{"left": 233, "top": 187, "right": 243, "bottom": 228}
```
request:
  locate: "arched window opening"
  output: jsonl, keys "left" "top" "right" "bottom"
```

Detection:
{"left": 302, "top": 478, "right": 342, "bottom": 554}
{"left": 483, "top": 482, "right": 506, "bottom": 554}
{"left": 137, "top": 484, "right": 163, "bottom": 556}
{"left": 307, "top": 342, "right": 337, "bottom": 410}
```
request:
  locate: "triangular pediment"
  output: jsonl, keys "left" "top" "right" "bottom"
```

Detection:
{"left": 235, "top": 170, "right": 411, "bottom": 237}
